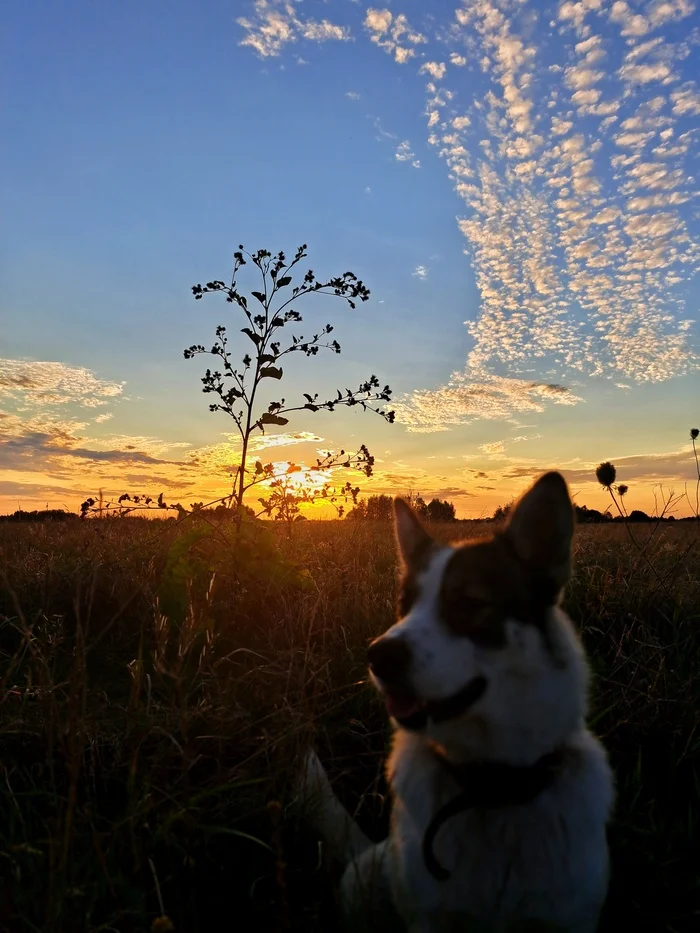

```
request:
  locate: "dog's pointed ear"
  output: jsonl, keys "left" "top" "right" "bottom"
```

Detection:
{"left": 394, "top": 498, "right": 433, "bottom": 567}
{"left": 504, "top": 472, "right": 574, "bottom": 592}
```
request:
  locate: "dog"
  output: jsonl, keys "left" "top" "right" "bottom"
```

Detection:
{"left": 301, "top": 471, "right": 613, "bottom": 932}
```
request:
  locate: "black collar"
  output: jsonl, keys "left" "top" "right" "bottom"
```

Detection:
{"left": 422, "top": 743, "right": 565, "bottom": 881}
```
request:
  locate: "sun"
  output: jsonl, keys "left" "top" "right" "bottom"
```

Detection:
{"left": 266, "top": 461, "right": 333, "bottom": 495}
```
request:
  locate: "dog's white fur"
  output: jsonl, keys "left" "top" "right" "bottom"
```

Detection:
{"left": 301, "top": 473, "right": 614, "bottom": 933}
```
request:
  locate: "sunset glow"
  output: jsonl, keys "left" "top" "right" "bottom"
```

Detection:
{"left": 3, "top": 0, "right": 699, "bottom": 519}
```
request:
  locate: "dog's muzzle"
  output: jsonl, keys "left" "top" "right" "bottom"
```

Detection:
{"left": 368, "top": 636, "right": 488, "bottom": 730}
{"left": 393, "top": 675, "right": 488, "bottom": 731}
{"left": 372, "top": 676, "right": 488, "bottom": 732}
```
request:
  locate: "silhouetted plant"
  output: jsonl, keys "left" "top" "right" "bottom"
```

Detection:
{"left": 690, "top": 428, "right": 700, "bottom": 520}
{"left": 594, "top": 460, "right": 682, "bottom": 595}
{"left": 184, "top": 244, "right": 394, "bottom": 518}
{"left": 256, "top": 464, "right": 360, "bottom": 528}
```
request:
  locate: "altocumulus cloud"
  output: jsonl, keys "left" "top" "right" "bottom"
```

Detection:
{"left": 0, "top": 359, "right": 124, "bottom": 407}
{"left": 235, "top": 0, "right": 700, "bottom": 431}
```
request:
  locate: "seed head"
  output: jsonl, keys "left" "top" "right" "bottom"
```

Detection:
{"left": 617, "top": 484, "right": 628, "bottom": 497}
{"left": 151, "top": 917, "right": 174, "bottom": 932}
{"left": 595, "top": 461, "right": 617, "bottom": 488}
{"left": 691, "top": 428, "right": 699, "bottom": 440}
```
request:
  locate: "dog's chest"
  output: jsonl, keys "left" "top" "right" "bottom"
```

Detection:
{"left": 386, "top": 737, "right": 609, "bottom": 930}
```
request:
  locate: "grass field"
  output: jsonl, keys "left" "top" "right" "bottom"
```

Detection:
{"left": 1, "top": 515, "right": 699, "bottom": 932}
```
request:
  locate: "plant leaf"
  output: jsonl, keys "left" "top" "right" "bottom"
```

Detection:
{"left": 241, "top": 327, "right": 262, "bottom": 346}
{"left": 251, "top": 290, "right": 266, "bottom": 305}
{"left": 276, "top": 276, "right": 292, "bottom": 288}
{"left": 260, "top": 413, "right": 289, "bottom": 426}
{"left": 260, "top": 366, "right": 283, "bottom": 380}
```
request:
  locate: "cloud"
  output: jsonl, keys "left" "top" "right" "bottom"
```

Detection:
{"left": 364, "top": 8, "right": 391, "bottom": 35}
{"left": 0, "top": 359, "right": 124, "bottom": 406}
{"left": 420, "top": 61, "right": 447, "bottom": 80}
{"left": 619, "top": 61, "right": 673, "bottom": 84}
{"left": 238, "top": 0, "right": 350, "bottom": 58}
{"left": 345, "top": 90, "right": 361, "bottom": 100}
{"left": 234, "top": 5, "right": 698, "bottom": 405}
{"left": 412, "top": 265, "right": 429, "bottom": 280}
{"left": 609, "top": 1, "right": 650, "bottom": 37}
{"left": 394, "top": 368, "right": 581, "bottom": 433}
{"left": 502, "top": 446, "right": 700, "bottom": 488}
{"left": 671, "top": 85, "right": 700, "bottom": 114}
{"left": 479, "top": 440, "right": 505, "bottom": 454}
{"left": 395, "top": 140, "right": 420, "bottom": 167}
{"left": 364, "top": 8, "right": 426, "bottom": 63}
{"left": 647, "top": 0, "right": 696, "bottom": 29}
{"left": 248, "top": 431, "right": 324, "bottom": 452}
{"left": 0, "top": 432, "right": 174, "bottom": 472}
{"left": 410, "top": 0, "right": 700, "bottom": 396}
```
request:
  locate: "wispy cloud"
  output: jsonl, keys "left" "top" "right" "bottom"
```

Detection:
{"left": 238, "top": 0, "right": 351, "bottom": 58}
{"left": 364, "top": 8, "right": 427, "bottom": 63}
{"left": 420, "top": 61, "right": 447, "bottom": 80}
{"left": 391, "top": 0, "right": 699, "bottom": 431}
{"left": 0, "top": 359, "right": 124, "bottom": 407}
{"left": 345, "top": 90, "right": 361, "bottom": 100}
{"left": 394, "top": 369, "right": 581, "bottom": 434}
{"left": 0, "top": 386, "right": 334, "bottom": 511}
{"left": 479, "top": 440, "right": 505, "bottom": 455}
{"left": 395, "top": 140, "right": 421, "bottom": 167}
{"left": 239, "top": 1, "right": 699, "bottom": 433}
{"left": 412, "top": 264, "right": 429, "bottom": 279}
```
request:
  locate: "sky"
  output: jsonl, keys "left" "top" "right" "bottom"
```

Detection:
{"left": 2, "top": 0, "right": 700, "bottom": 519}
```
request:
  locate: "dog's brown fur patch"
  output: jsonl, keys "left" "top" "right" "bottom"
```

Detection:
{"left": 437, "top": 535, "right": 560, "bottom": 648}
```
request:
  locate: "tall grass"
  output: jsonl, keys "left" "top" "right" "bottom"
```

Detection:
{"left": 1, "top": 517, "right": 699, "bottom": 931}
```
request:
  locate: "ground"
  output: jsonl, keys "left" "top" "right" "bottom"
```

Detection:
{"left": 0, "top": 516, "right": 698, "bottom": 932}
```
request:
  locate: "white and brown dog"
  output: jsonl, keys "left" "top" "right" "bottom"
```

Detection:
{"left": 302, "top": 472, "right": 613, "bottom": 932}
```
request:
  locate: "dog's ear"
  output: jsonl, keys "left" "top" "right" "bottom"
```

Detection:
{"left": 394, "top": 498, "right": 433, "bottom": 567}
{"left": 504, "top": 471, "right": 574, "bottom": 592}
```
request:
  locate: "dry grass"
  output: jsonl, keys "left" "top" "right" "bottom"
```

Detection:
{"left": 1, "top": 516, "right": 699, "bottom": 932}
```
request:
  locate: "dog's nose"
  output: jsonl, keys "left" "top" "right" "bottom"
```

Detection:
{"left": 367, "top": 637, "right": 411, "bottom": 683}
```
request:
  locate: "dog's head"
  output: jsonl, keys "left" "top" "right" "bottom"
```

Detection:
{"left": 368, "top": 472, "right": 587, "bottom": 760}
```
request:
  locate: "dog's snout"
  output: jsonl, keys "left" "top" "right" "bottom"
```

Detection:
{"left": 367, "top": 637, "right": 411, "bottom": 683}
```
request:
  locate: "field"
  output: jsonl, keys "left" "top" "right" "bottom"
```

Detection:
{"left": 1, "top": 515, "right": 699, "bottom": 932}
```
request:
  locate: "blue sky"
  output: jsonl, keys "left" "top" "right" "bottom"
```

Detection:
{"left": 2, "top": 0, "right": 700, "bottom": 517}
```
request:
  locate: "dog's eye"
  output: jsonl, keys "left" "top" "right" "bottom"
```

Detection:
{"left": 440, "top": 591, "right": 496, "bottom": 639}
{"left": 443, "top": 587, "right": 487, "bottom": 615}
{"left": 462, "top": 596, "right": 488, "bottom": 616}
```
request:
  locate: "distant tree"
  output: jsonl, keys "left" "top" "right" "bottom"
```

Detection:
{"left": 0, "top": 509, "right": 78, "bottom": 523}
{"left": 628, "top": 509, "right": 651, "bottom": 522}
{"left": 491, "top": 501, "right": 513, "bottom": 523}
{"left": 346, "top": 493, "right": 456, "bottom": 522}
{"left": 403, "top": 490, "right": 429, "bottom": 518}
{"left": 347, "top": 494, "right": 394, "bottom": 521}
{"left": 413, "top": 496, "right": 429, "bottom": 519}
{"left": 365, "top": 494, "right": 394, "bottom": 521}
{"left": 345, "top": 499, "right": 367, "bottom": 521}
{"left": 574, "top": 504, "right": 609, "bottom": 523}
{"left": 425, "top": 498, "right": 456, "bottom": 522}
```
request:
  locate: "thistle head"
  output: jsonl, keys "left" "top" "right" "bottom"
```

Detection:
{"left": 595, "top": 461, "right": 617, "bottom": 489}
